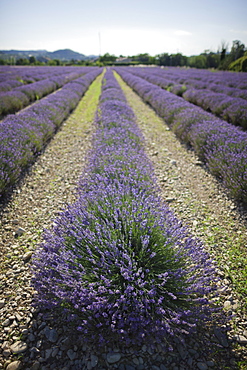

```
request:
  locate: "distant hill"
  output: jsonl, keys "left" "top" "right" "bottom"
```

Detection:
{"left": 0, "top": 49, "right": 98, "bottom": 61}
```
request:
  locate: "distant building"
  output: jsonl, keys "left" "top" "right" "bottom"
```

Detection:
{"left": 115, "top": 57, "right": 133, "bottom": 64}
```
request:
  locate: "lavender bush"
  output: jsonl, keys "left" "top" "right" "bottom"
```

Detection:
{"left": 0, "top": 90, "right": 30, "bottom": 116}
{"left": 124, "top": 67, "right": 247, "bottom": 129}
{"left": 182, "top": 89, "right": 247, "bottom": 129}
{"left": 188, "top": 122, "right": 247, "bottom": 202}
{"left": 32, "top": 70, "right": 219, "bottom": 350}
{"left": 149, "top": 66, "right": 247, "bottom": 91}
{"left": 0, "top": 65, "right": 94, "bottom": 86}
{"left": 0, "top": 67, "right": 96, "bottom": 118}
{"left": 114, "top": 68, "right": 247, "bottom": 203}
{"left": 0, "top": 68, "right": 102, "bottom": 196}
{"left": 0, "top": 79, "right": 24, "bottom": 92}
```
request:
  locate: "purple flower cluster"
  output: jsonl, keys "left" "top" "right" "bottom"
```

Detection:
{"left": 0, "top": 90, "right": 30, "bottom": 116}
{"left": 0, "top": 67, "right": 97, "bottom": 118}
{"left": 0, "top": 68, "right": 102, "bottom": 196}
{"left": 32, "top": 69, "right": 219, "bottom": 350}
{"left": 125, "top": 66, "right": 247, "bottom": 99}
{"left": 121, "top": 67, "right": 247, "bottom": 129}
{"left": 114, "top": 67, "right": 247, "bottom": 203}
{"left": 0, "top": 79, "right": 24, "bottom": 92}
{"left": 0, "top": 65, "right": 93, "bottom": 86}
{"left": 182, "top": 89, "right": 247, "bottom": 129}
{"left": 151, "top": 66, "right": 247, "bottom": 91}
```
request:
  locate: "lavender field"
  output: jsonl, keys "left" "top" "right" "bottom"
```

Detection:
{"left": 0, "top": 66, "right": 247, "bottom": 369}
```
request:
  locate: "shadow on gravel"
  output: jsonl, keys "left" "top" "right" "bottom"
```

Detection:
{"left": 14, "top": 305, "right": 245, "bottom": 370}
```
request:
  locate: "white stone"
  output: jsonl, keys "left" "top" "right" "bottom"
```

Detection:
{"left": 6, "top": 361, "right": 22, "bottom": 370}
{"left": 224, "top": 300, "right": 231, "bottom": 309}
{"left": 10, "top": 341, "right": 27, "bottom": 354}
{"left": 22, "top": 251, "right": 33, "bottom": 262}
{"left": 236, "top": 335, "right": 247, "bottom": 344}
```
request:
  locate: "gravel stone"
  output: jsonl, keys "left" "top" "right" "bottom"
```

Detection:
{"left": 206, "top": 360, "right": 215, "bottom": 367}
{"left": 235, "top": 335, "right": 247, "bottom": 344}
{"left": 160, "top": 365, "right": 168, "bottom": 370}
{"left": 67, "top": 348, "right": 77, "bottom": 360}
{"left": 106, "top": 352, "right": 122, "bottom": 363}
{"left": 3, "top": 349, "right": 11, "bottom": 357}
{"left": 30, "top": 362, "right": 40, "bottom": 370}
{"left": 3, "top": 318, "right": 10, "bottom": 326}
{"left": 10, "top": 341, "right": 27, "bottom": 354}
{"left": 14, "top": 227, "right": 25, "bottom": 237}
{"left": 44, "top": 327, "right": 58, "bottom": 343}
{"left": 213, "top": 328, "right": 229, "bottom": 348}
{"left": 90, "top": 354, "right": 98, "bottom": 367}
{"left": 197, "top": 362, "right": 208, "bottom": 370}
{"left": 132, "top": 357, "right": 140, "bottom": 365}
{"left": 224, "top": 300, "right": 232, "bottom": 309}
{"left": 125, "top": 365, "right": 135, "bottom": 370}
{"left": 6, "top": 361, "right": 22, "bottom": 370}
{"left": 22, "top": 251, "right": 33, "bottom": 262}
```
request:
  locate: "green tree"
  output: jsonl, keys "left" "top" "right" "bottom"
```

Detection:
{"left": 188, "top": 55, "right": 207, "bottom": 69}
{"left": 53, "top": 59, "right": 61, "bottom": 65}
{"left": 229, "top": 55, "right": 247, "bottom": 72}
{"left": 205, "top": 52, "right": 220, "bottom": 69}
{"left": 156, "top": 53, "right": 171, "bottom": 66}
{"left": 16, "top": 58, "right": 29, "bottom": 65}
{"left": 29, "top": 56, "right": 36, "bottom": 64}
{"left": 99, "top": 53, "right": 117, "bottom": 64}
{"left": 219, "top": 40, "right": 246, "bottom": 70}
{"left": 170, "top": 53, "right": 187, "bottom": 66}
{"left": 130, "top": 53, "right": 155, "bottom": 65}
{"left": 47, "top": 60, "right": 57, "bottom": 66}
{"left": 230, "top": 40, "right": 245, "bottom": 61}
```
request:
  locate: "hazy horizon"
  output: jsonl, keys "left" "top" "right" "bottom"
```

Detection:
{"left": 0, "top": 0, "right": 246, "bottom": 57}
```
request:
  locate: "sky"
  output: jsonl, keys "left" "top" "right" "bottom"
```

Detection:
{"left": 0, "top": 0, "right": 247, "bottom": 57}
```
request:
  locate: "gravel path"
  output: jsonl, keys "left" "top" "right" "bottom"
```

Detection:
{"left": 0, "top": 72, "right": 247, "bottom": 370}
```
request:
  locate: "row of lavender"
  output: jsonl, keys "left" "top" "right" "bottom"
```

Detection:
{"left": 122, "top": 67, "right": 247, "bottom": 129}
{"left": 0, "top": 66, "right": 89, "bottom": 87}
{"left": 124, "top": 67, "right": 247, "bottom": 98}
{"left": 159, "top": 67, "right": 247, "bottom": 128}
{"left": 0, "top": 67, "right": 102, "bottom": 196}
{"left": 114, "top": 68, "right": 247, "bottom": 204}
{"left": 159, "top": 66, "right": 247, "bottom": 91}
{"left": 32, "top": 69, "right": 220, "bottom": 350}
{"left": 0, "top": 67, "right": 96, "bottom": 118}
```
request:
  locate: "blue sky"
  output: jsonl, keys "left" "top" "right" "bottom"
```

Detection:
{"left": 0, "top": 0, "right": 246, "bottom": 56}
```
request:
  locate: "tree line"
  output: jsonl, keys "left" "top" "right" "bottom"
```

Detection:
{"left": 98, "top": 40, "right": 246, "bottom": 71}
{"left": 1, "top": 40, "right": 246, "bottom": 71}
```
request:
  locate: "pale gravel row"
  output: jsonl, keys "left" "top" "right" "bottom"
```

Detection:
{"left": 0, "top": 72, "right": 246, "bottom": 369}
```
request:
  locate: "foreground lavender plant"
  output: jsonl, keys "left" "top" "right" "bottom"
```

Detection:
{"left": 32, "top": 70, "right": 220, "bottom": 350}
